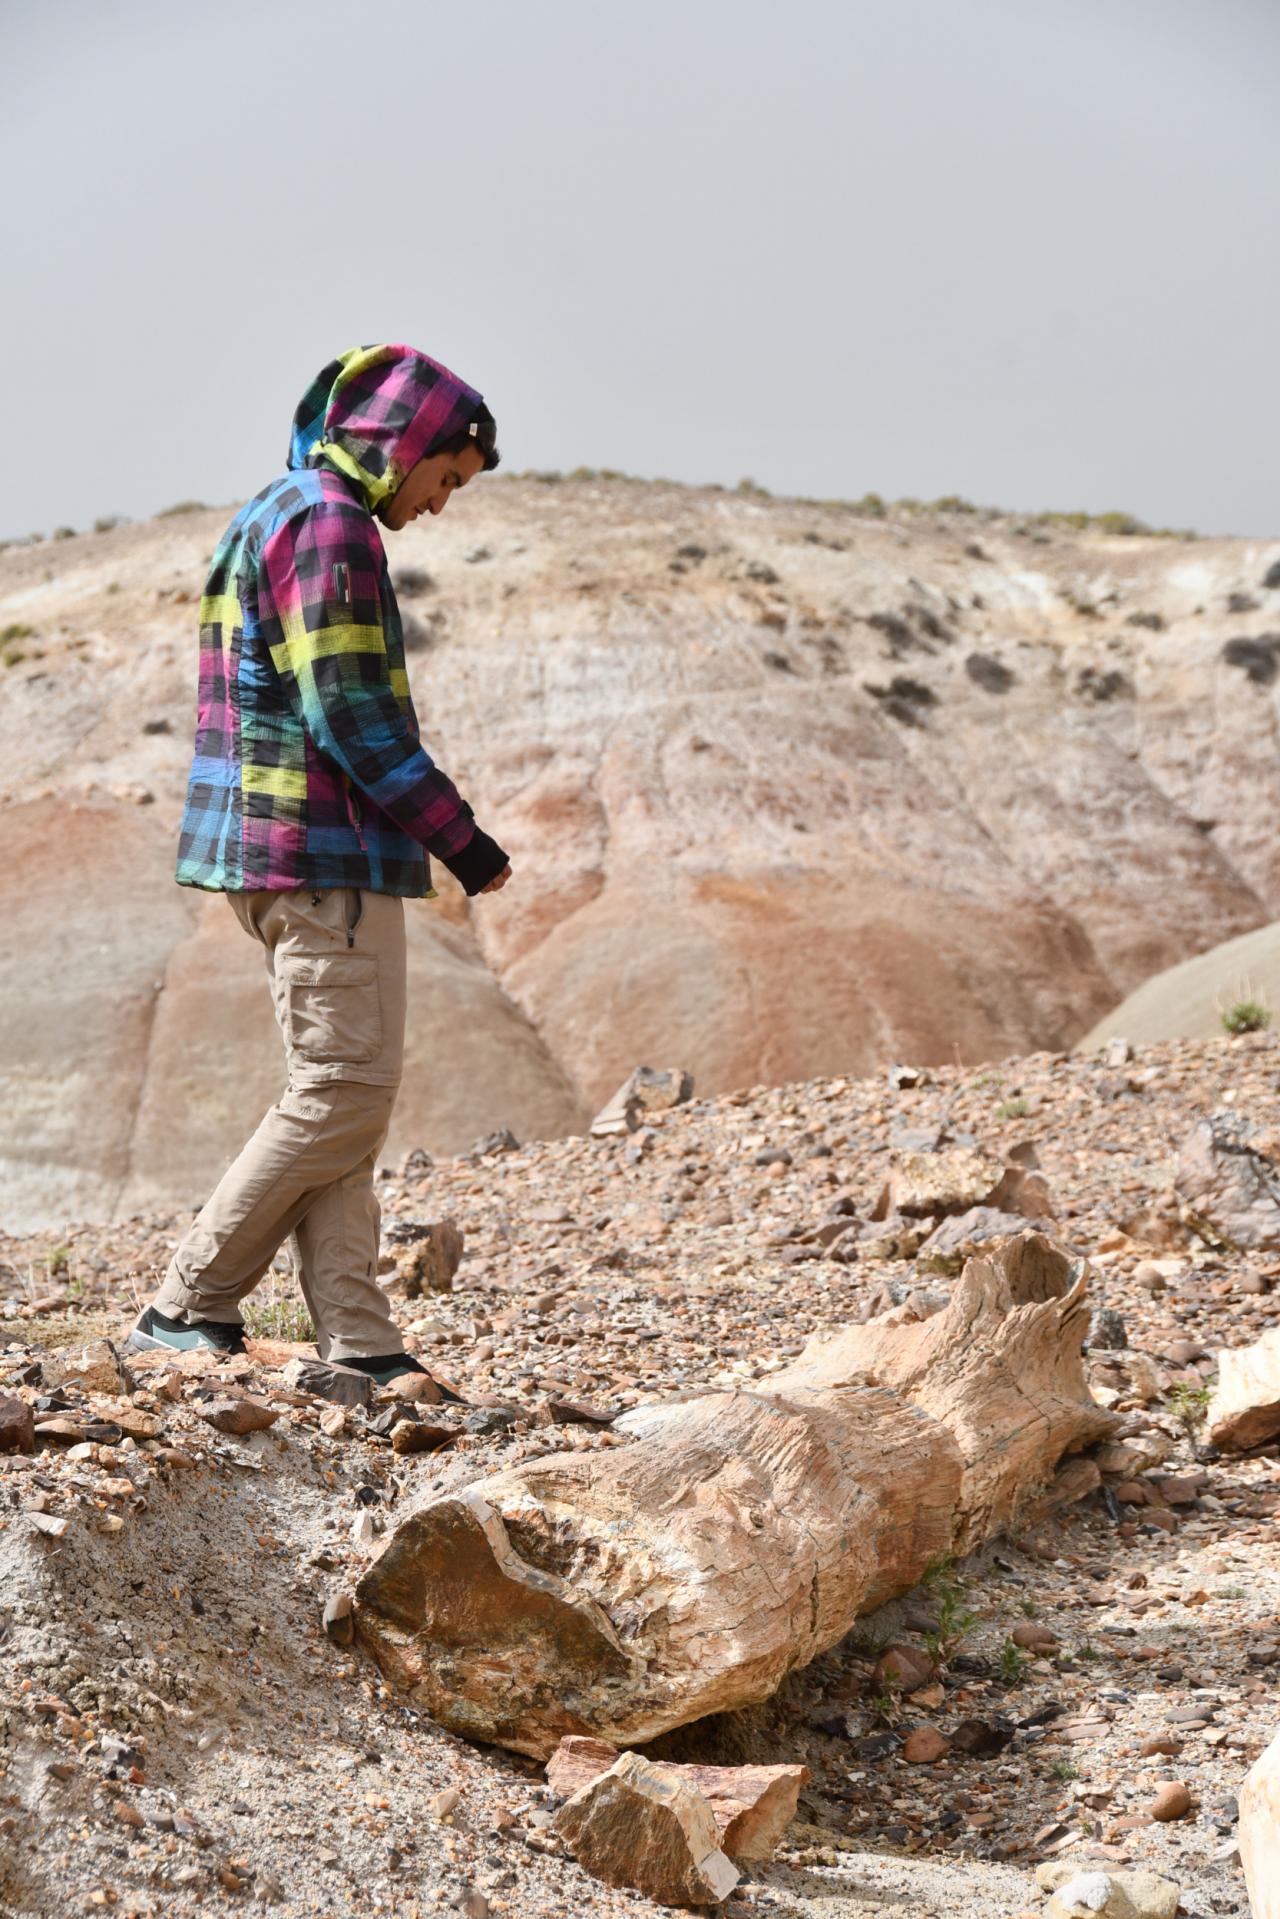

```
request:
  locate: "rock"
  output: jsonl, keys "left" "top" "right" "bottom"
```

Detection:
{"left": 390, "top": 1417, "right": 457, "bottom": 1455}
{"left": 41, "top": 1339, "right": 129, "bottom": 1395}
{"left": 323, "top": 1592, "right": 355, "bottom": 1646}
{"left": 1037, "top": 1861, "right": 1179, "bottom": 1919}
{"left": 878, "top": 1146, "right": 1002, "bottom": 1219}
{"left": 1010, "top": 1622, "right": 1059, "bottom": 1652}
{"left": 395, "top": 1371, "right": 456, "bottom": 1406}
{"left": 1174, "top": 1110, "right": 1280, "bottom": 1249}
{"left": 319, "top": 1405, "right": 347, "bottom": 1438}
{"left": 26, "top": 1509, "right": 69, "bottom": 1538}
{"left": 383, "top": 1219, "right": 465, "bottom": 1296}
{"left": 1139, "top": 1735, "right": 1183, "bottom": 1758}
{"left": 591, "top": 1069, "right": 691, "bottom": 1137}
{"left": 194, "top": 1394, "right": 281, "bottom": 1436}
{"left": 428, "top": 1786, "right": 462, "bottom": 1820}
{"left": 463, "top": 1406, "right": 518, "bottom": 1436}
{"left": 916, "top": 1206, "right": 1037, "bottom": 1274}
{"left": 1207, "top": 1324, "right": 1280, "bottom": 1449}
{"left": 545, "top": 1736, "right": 808, "bottom": 1860}
{"left": 948, "top": 1716, "right": 1015, "bottom": 1757}
{"left": 1095, "top": 1434, "right": 1173, "bottom": 1476}
{"left": 1154, "top": 1473, "right": 1205, "bottom": 1505}
{"left": 471, "top": 1128, "right": 520, "bottom": 1157}
{"left": 0, "top": 1395, "right": 35, "bottom": 1454}
{"left": 1148, "top": 1780, "right": 1191, "bottom": 1821}
{"left": 873, "top": 1645, "right": 935, "bottom": 1693}
{"left": 453, "top": 1891, "right": 488, "bottom": 1919}
{"left": 902, "top": 1726, "right": 949, "bottom": 1763}
{"left": 282, "top": 1358, "right": 373, "bottom": 1409}
{"left": 1087, "top": 1308, "right": 1128, "bottom": 1350}
{"left": 554, "top": 1751, "right": 738, "bottom": 1907}
{"left": 986, "top": 1164, "right": 1057, "bottom": 1218}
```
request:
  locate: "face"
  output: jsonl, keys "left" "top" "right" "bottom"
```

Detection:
{"left": 379, "top": 443, "right": 486, "bottom": 530}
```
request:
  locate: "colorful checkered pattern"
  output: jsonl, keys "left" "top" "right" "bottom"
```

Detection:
{"left": 177, "top": 346, "right": 497, "bottom": 897}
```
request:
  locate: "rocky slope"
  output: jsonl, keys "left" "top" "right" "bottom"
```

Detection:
{"left": 2, "top": 1030, "right": 1279, "bottom": 1917}
{"left": 2, "top": 483, "right": 1279, "bottom": 1228}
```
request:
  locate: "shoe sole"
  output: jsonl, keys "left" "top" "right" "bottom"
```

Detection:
{"left": 125, "top": 1324, "right": 243, "bottom": 1358}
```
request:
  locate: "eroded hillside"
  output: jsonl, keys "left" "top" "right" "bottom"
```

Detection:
{"left": 2, "top": 481, "right": 1278, "bottom": 1227}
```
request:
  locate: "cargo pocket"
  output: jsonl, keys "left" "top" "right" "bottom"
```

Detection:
{"left": 280, "top": 953, "right": 382, "bottom": 1065}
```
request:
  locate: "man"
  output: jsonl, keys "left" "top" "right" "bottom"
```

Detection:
{"left": 128, "top": 344, "right": 511, "bottom": 1387}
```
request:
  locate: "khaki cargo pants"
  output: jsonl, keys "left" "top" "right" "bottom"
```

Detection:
{"left": 153, "top": 887, "right": 406, "bottom": 1362}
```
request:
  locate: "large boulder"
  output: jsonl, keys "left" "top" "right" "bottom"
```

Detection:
{"left": 1174, "top": 1111, "right": 1280, "bottom": 1250}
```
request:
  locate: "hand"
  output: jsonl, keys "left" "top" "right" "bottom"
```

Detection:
{"left": 480, "top": 863, "right": 512, "bottom": 894}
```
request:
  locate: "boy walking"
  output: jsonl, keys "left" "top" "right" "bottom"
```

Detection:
{"left": 129, "top": 345, "right": 511, "bottom": 1386}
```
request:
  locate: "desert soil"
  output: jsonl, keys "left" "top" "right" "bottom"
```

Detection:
{"left": 2, "top": 1029, "right": 1279, "bottom": 1917}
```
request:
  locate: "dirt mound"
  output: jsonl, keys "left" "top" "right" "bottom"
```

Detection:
{"left": 1080, "top": 920, "right": 1280, "bottom": 1049}
{"left": 3, "top": 485, "right": 1279, "bottom": 1226}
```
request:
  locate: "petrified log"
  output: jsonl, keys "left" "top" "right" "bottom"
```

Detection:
{"left": 1207, "top": 1326, "right": 1280, "bottom": 1451}
{"left": 546, "top": 1735, "right": 808, "bottom": 1860}
{"left": 555, "top": 1751, "right": 739, "bottom": 1907}
{"left": 355, "top": 1233, "right": 1114, "bottom": 1757}
{"left": 1240, "top": 1727, "right": 1280, "bottom": 1919}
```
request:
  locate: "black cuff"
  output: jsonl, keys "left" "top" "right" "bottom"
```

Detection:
{"left": 440, "top": 827, "right": 509, "bottom": 897}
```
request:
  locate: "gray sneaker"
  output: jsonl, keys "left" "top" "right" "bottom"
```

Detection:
{"left": 127, "top": 1306, "right": 248, "bottom": 1357}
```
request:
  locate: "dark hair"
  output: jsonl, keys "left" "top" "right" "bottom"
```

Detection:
{"left": 435, "top": 401, "right": 501, "bottom": 472}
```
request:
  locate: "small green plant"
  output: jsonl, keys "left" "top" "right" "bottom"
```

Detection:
{"left": 1217, "top": 1584, "right": 1246, "bottom": 1600}
{"left": 995, "top": 1097, "right": 1030, "bottom": 1121}
{"left": 46, "top": 1245, "right": 70, "bottom": 1276}
{"left": 998, "top": 1638, "right": 1029, "bottom": 1686}
{"left": 1018, "top": 1597, "right": 1038, "bottom": 1617}
{"left": 241, "top": 1289, "right": 315, "bottom": 1343}
{"left": 1163, "top": 1380, "right": 1211, "bottom": 1436}
{"left": 1050, "top": 1759, "right": 1079, "bottom": 1782}
{"left": 1222, "top": 1000, "right": 1271, "bottom": 1035}
{"left": 868, "top": 1685, "right": 900, "bottom": 1725}
{"left": 922, "top": 1556, "right": 978, "bottom": 1666}
{"left": 1, "top": 623, "right": 33, "bottom": 643}
{"left": 851, "top": 1626, "right": 893, "bottom": 1660}
{"left": 1074, "top": 1640, "right": 1099, "bottom": 1663}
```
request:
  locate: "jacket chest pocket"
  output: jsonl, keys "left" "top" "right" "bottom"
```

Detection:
{"left": 280, "top": 953, "right": 381, "bottom": 1064}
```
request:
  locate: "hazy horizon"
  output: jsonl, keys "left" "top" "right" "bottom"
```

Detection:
{"left": 4, "top": 0, "right": 1278, "bottom": 543}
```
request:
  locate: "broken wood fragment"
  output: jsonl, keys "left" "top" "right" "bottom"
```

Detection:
{"left": 1207, "top": 1325, "right": 1280, "bottom": 1450}
{"left": 545, "top": 1735, "right": 808, "bottom": 1860}
{"left": 554, "top": 1751, "right": 738, "bottom": 1907}
{"left": 1240, "top": 1728, "right": 1280, "bottom": 1919}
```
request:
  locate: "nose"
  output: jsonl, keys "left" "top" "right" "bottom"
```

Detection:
{"left": 429, "top": 493, "right": 449, "bottom": 516}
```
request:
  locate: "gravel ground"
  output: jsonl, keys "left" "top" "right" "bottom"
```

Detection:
{"left": 2, "top": 1029, "right": 1278, "bottom": 1916}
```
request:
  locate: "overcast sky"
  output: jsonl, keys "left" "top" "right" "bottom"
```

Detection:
{"left": 3, "top": 0, "right": 1277, "bottom": 541}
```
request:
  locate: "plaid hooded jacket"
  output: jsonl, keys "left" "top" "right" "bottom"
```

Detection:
{"left": 176, "top": 345, "right": 508, "bottom": 898}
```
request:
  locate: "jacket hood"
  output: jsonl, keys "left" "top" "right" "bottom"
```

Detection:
{"left": 288, "top": 344, "right": 484, "bottom": 511}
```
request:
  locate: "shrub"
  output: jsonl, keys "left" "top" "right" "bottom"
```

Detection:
{"left": 155, "top": 500, "right": 207, "bottom": 517}
{"left": 996, "top": 1096, "right": 1030, "bottom": 1120}
{"left": 998, "top": 1638, "right": 1029, "bottom": 1685}
{"left": 1222, "top": 999, "right": 1271, "bottom": 1035}
{"left": 52, "top": 525, "right": 76, "bottom": 540}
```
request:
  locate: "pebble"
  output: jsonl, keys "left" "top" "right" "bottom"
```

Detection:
{"left": 902, "top": 1725, "right": 949, "bottom": 1763}
{"left": 1148, "top": 1780, "right": 1192, "bottom": 1821}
